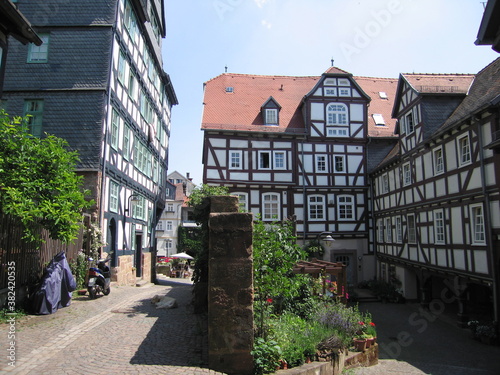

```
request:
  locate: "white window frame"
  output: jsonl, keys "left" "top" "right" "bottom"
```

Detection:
{"left": 265, "top": 108, "right": 278, "bottom": 125}
{"left": 458, "top": 134, "right": 471, "bottom": 166}
{"left": 385, "top": 217, "right": 392, "bottom": 242}
{"left": 316, "top": 155, "right": 326, "bottom": 172}
{"left": 233, "top": 192, "right": 248, "bottom": 212}
{"left": 339, "top": 88, "right": 351, "bottom": 97}
{"left": 470, "top": 204, "right": 486, "bottom": 245}
{"left": 258, "top": 151, "right": 271, "bottom": 169}
{"left": 337, "top": 195, "right": 354, "bottom": 220}
{"left": 433, "top": 147, "right": 444, "bottom": 175}
{"left": 326, "top": 103, "right": 348, "bottom": 125}
{"left": 27, "top": 34, "right": 50, "bottom": 63}
{"left": 229, "top": 150, "right": 242, "bottom": 169}
{"left": 334, "top": 155, "right": 345, "bottom": 173}
{"left": 407, "top": 214, "right": 416, "bottom": 244}
{"left": 274, "top": 151, "right": 286, "bottom": 170}
{"left": 327, "top": 128, "right": 349, "bottom": 137}
{"left": 378, "top": 219, "right": 384, "bottom": 242}
{"left": 395, "top": 216, "right": 402, "bottom": 243}
{"left": 324, "top": 88, "right": 337, "bottom": 96}
{"left": 434, "top": 210, "right": 445, "bottom": 244}
{"left": 166, "top": 203, "right": 174, "bottom": 212}
{"left": 111, "top": 109, "right": 120, "bottom": 150}
{"left": 262, "top": 193, "right": 280, "bottom": 221}
{"left": 156, "top": 220, "right": 163, "bottom": 231}
{"left": 405, "top": 111, "right": 414, "bottom": 134}
{"left": 308, "top": 195, "right": 325, "bottom": 221}
{"left": 123, "top": 125, "right": 130, "bottom": 160}
{"left": 403, "top": 162, "right": 412, "bottom": 186}
{"left": 109, "top": 181, "right": 119, "bottom": 213}
{"left": 382, "top": 173, "right": 389, "bottom": 193}
{"left": 166, "top": 221, "right": 173, "bottom": 231}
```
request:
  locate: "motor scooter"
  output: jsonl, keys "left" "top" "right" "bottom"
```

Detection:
{"left": 87, "top": 257, "right": 111, "bottom": 299}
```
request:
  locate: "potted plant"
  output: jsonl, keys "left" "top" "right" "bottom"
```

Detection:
{"left": 476, "top": 322, "right": 498, "bottom": 345}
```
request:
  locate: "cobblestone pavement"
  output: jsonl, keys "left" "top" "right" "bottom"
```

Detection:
{"left": 0, "top": 276, "right": 226, "bottom": 375}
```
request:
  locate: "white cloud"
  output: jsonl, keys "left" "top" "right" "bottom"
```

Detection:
{"left": 261, "top": 19, "right": 272, "bottom": 29}
{"left": 254, "top": 0, "right": 270, "bottom": 9}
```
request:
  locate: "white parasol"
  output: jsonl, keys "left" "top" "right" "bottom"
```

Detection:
{"left": 171, "top": 252, "right": 194, "bottom": 260}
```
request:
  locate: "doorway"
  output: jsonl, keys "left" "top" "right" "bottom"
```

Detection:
{"left": 333, "top": 253, "right": 356, "bottom": 286}
{"left": 135, "top": 233, "right": 142, "bottom": 278}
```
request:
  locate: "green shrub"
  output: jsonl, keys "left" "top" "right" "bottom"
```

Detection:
{"left": 252, "top": 337, "right": 281, "bottom": 375}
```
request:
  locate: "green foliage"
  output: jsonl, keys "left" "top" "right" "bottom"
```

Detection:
{"left": 269, "top": 313, "right": 337, "bottom": 368}
{"left": 251, "top": 337, "right": 281, "bottom": 375}
{"left": 0, "top": 308, "right": 26, "bottom": 323}
{"left": 0, "top": 111, "right": 92, "bottom": 242}
{"left": 253, "top": 218, "right": 309, "bottom": 337}
{"left": 186, "top": 184, "right": 228, "bottom": 284}
{"left": 69, "top": 251, "right": 88, "bottom": 290}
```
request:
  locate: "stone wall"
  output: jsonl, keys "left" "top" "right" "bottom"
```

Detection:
{"left": 207, "top": 196, "right": 254, "bottom": 375}
{"left": 141, "top": 252, "right": 151, "bottom": 282}
{"left": 112, "top": 255, "right": 136, "bottom": 286}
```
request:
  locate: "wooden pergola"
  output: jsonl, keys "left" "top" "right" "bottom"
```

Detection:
{"left": 293, "top": 258, "right": 348, "bottom": 303}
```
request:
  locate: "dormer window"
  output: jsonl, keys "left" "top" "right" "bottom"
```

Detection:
{"left": 265, "top": 109, "right": 278, "bottom": 125}
{"left": 261, "top": 96, "right": 281, "bottom": 126}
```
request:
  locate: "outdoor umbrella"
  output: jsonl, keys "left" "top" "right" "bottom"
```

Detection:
{"left": 171, "top": 252, "right": 194, "bottom": 260}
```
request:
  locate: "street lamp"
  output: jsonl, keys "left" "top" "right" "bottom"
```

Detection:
{"left": 317, "top": 231, "right": 335, "bottom": 251}
{"left": 125, "top": 193, "right": 141, "bottom": 215}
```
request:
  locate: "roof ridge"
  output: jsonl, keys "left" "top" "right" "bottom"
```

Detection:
{"left": 354, "top": 75, "right": 398, "bottom": 81}
{"left": 402, "top": 72, "right": 475, "bottom": 76}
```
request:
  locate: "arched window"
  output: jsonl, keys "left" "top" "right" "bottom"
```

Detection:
{"left": 327, "top": 103, "right": 348, "bottom": 125}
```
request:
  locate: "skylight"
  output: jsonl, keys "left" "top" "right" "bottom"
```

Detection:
{"left": 225, "top": 87, "right": 234, "bottom": 93}
{"left": 373, "top": 114, "right": 385, "bottom": 126}
{"left": 378, "top": 92, "right": 388, "bottom": 99}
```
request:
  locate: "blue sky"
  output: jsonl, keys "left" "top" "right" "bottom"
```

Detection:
{"left": 163, "top": 0, "right": 498, "bottom": 185}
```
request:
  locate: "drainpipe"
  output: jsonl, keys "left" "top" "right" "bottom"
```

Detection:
{"left": 477, "top": 114, "right": 499, "bottom": 322}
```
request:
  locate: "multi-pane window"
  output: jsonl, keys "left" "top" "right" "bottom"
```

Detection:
{"left": 109, "top": 181, "right": 119, "bottom": 213}
{"left": 111, "top": 109, "right": 120, "bottom": 150}
{"left": 128, "top": 72, "right": 137, "bottom": 100}
{"left": 230, "top": 151, "right": 242, "bottom": 169}
{"left": 434, "top": 210, "right": 445, "bottom": 244}
{"left": 471, "top": 204, "right": 485, "bottom": 244}
{"left": 334, "top": 155, "right": 345, "bottom": 173}
{"left": 123, "top": 125, "right": 130, "bottom": 160}
{"left": 316, "top": 155, "right": 326, "bottom": 172}
{"left": 403, "top": 162, "right": 412, "bottom": 186}
{"left": 23, "top": 100, "right": 44, "bottom": 137}
{"left": 166, "top": 203, "right": 174, "bottom": 212}
{"left": 262, "top": 193, "right": 280, "bottom": 221}
{"left": 166, "top": 221, "right": 173, "bottom": 231}
{"left": 27, "top": 34, "right": 49, "bottom": 63}
{"left": 124, "top": 0, "right": 137, "bottom": 40}
{"left": 407, "top": 214, "right": 416, "bottom": 244}
{"left": 338, "top": 195, "right": 354, "bottom": 220}
{"left": 385, "top": 217, "right": 392, "bottom": 242}
{"left": 458, "top": 134, "right": 471, "bottom": 166}
{"left": 395, "top": 216, "right": 402, "bottom": 243}
{"left": 132, "top": 195, "right": 146, "bottom": 220}
{"left": 327, "top": 103, "right": 348, "bottom": 125}
{"left": 274, "top": 151, "right": 285, "bottom": 169}
{"left": 117, "top": 51, "right": 126, "bottom": 84}
{"left": 233, "top": 193, "right": 248, "bottom": 212}
{"left": 156, "top": 220, "right": 163, "bottom": 231}
{"left": 378, "top": 219, "right": 384, "bottom": 242}
{"left": 265, "top": 109, "right": 278, "bottom": 125}
{"left": 382, "top": 173, "right": 389, "bottom": 193}
{"left": 405, "top": 112, "right": 414, "bottom": 134}
{"left": 308, "top": 195, "right": 325, "bottom": 220}
{"left": 433, "top": 147, "right": 444, "bottom": 175}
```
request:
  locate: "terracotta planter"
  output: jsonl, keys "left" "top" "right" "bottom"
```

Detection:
{"left": 367, "top": 337, "right": 375, "bottom": 347}
{"left": 353, "top": 338, "right": 367, "bottom": 352}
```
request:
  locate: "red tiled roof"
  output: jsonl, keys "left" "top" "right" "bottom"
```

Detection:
{"left": 402, "top": 73, "right": 475, "bottom": 95}
{"left": 202, "top": 72, "right": 398, "bottom": 138}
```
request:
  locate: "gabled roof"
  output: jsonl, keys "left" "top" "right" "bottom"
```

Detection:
{"left": 441, "top": 57, "right": 500, "bottom": 131}
{"left": 202, "top": 71, "right": 398, "bottom": 137}
{"left": 202, "top": 73, "right": 318, "bottom": 134}
{"left": 391, "top": 73, "right": 475, "bottom": 118}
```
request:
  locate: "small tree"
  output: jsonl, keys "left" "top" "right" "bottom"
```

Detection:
{"left": 0, "top": 110, "right": 92, "bottom": 242}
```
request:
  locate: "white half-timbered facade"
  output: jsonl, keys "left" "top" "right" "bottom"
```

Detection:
{"left": 371, "top": 58, "right": 500, "bottom": 324}
{"left": 202, "top": 68, "right": 398, "bottom": 285}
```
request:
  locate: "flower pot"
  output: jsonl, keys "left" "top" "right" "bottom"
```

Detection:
{"left": 353, "top": 338, "right": 367, "bottom": 352}
{"left": 367, "top": 337, "right": 376, "bottom": 347}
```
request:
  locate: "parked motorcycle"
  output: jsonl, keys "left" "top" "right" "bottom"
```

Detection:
{"left": 87, "top": 257, "right": 111, "bottom": 299}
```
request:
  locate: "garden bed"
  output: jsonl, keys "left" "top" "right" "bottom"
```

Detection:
{"left": 274, "top": 344, "right": 378, "bottom": 375}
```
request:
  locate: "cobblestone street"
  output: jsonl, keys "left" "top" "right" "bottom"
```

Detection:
{"left": 0, "top": 277, "right": 225, "bottom": 375}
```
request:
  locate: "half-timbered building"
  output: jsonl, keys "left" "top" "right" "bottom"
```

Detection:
{"left": 201, "top": 67, "right": 398, "bottom": 285}
{"left": 1, "top": 0, "right": 177, "bottom": 284}
{"left": 371, "top": 57, "right": 500, "bottom": 324}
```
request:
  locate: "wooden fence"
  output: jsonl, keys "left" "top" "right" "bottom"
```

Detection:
{"left": 0, "top": 213, "right": 87, "bottom": 293}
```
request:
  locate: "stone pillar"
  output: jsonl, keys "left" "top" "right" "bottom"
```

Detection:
{"left": 208, "top": 196, "right": 254, "bottom": 375}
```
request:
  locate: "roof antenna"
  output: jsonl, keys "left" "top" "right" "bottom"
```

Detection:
{"left": 225, "top": 65, "right": 228, "bottom": 73}
{"left": 331, "top": 58, "right": 334, "bottom": 67}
